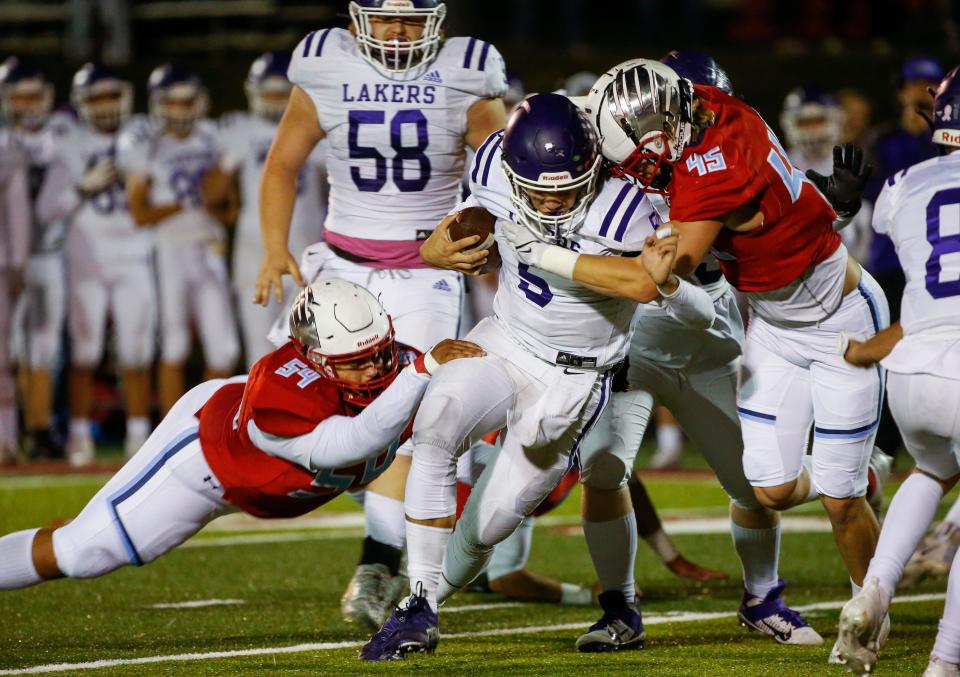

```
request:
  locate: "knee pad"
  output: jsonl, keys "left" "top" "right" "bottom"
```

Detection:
{"left": 579, "top": 451, "right": 630, "bottom": 491}
{"left": 52, "top": 522, "right": 131, "bottom": 579}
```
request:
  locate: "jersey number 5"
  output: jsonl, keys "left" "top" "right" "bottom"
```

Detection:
{"left": 349, "top": 109, "right": 431, "bottom": 192}
{"left": 926, "top": 188, "right": 960, "bottom": 299}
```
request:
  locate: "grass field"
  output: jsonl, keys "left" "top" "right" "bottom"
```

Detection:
{"left": 0, "top": 451, "right": 954, "bottom": 676}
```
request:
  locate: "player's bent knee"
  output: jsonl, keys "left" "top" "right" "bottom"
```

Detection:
{"left": 753, "top": 481, "right": 798, "bottom": 510}
{"left": 820, "top": 495, "right": 868, "bottom": 526}
{"left": 579, "top": 452, "right": 630, "bottom": 491}
{"left": 51, "top": 526, "right": 131, "bottom": 579}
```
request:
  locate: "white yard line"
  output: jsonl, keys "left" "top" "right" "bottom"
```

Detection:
{"left": 0, "top": 592, "right": 945, "bottom": 675}
{"left": 148, "top": 599, "right": 245, "bottom": 609}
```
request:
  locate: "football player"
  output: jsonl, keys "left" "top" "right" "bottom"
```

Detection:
{"left": 204, "top": 51, "right": 326, "bottom": 369}
{"left": 501, "top": 60, "right": 887, "bottom": 663}
{"left": 35, "top": 63, "right": 155, "bottom": 466}
{"left": 0, "top": 279, "right": 483, "bottom": 592}
{"left": 0, "top": 57, "right": 74, "bottom": 460}
{"left": 360, "top": 93, "right": 715, "bottom": 660}
{"left": 835, "top": 65, "right": 960, "bottom": 677}
{"left": 0, "top": 129, "right": 30, "bottom": 463}
{"left": 254, "top": 0, "right": 508, "bottom": 630}
{"left": 781, "top": 86, "right": 872, "bottom": 264}
{"left": 119, "top": 64, "right": 240, "bottom": 414}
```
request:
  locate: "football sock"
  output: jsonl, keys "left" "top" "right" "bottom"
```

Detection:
{"left": 126, "top": 416, "right": 150, "bottom": 441}
{"left": 656, "top": 423, "right": 682, "bottom": 457}
{"left": 933, "top": 550, "right": 960, "bottom": 664}
{"left": 358, "top": 537, "right": 402, "bottom": 577}
{"left": 644, "top": 528, "right": 680, "bottom": 564}
{"left": 944, "top": 496, "right": 960, "bottom": 528}
{"left": 867, "top": 472, "right": 943, "bottom": 598}
{"left": 731, "top": 521, "right": 780, "bottom": 598}
{"left": 583, "top": 513, "right": 637, "bottom": 603}
{"left": 0, "top": 529, "right": 42, "bottom": 589}
{"left": 68, "top": 418, "right": 90, "bottom": 441}
{"left": 364, "top": 491, "right": 406, "bottom": 550}
{"left": 406, "top": 521, "right": 451, "bottom": 611}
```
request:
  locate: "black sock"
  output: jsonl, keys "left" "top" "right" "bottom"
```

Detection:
{"left": 359, "top": 536, "right": 402, "bottom": 576}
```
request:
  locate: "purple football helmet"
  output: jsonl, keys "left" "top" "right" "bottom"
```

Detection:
{"left": 932, "top": 65, "right": 960, "bottom": 148}
{"left": 780, "top": 85, "right": 842, "bottom": 157}
{"left": 246, "top": 51, "right": 292, "bottom": 122}
{"left": 660, "top": 50, "right": 733, "bottom": 95}
{"left": 502, "top": 93, "right": 601, "bottom": 241}
{"left": 0, "top": 57, "right": 53, "bottom": 130}
{"left": 147, "top": 63, "right": 207, "bottom": 135}
{"left": 71, "top": 63, "right": 132, "bottom": 133}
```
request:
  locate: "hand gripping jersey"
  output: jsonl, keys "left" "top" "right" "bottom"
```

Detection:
{"left": 197, "top": 342, "right": 414, "bottom": 518}
{"left": 288, "top": 28, "right": 506, "bottom": 268}
{"left": 15, "top": 111, "right": 75, "bottom": 254}
{"left": 217, "top": 111, "right": 326, "bottom": 269}
{"left": 668, "top": 85, "right": 840, "bottom": 292}
{"left": 116, "top": 117, "right": 223, "bottom": 244}
{"left": 874, "top": 152, "right": 960, "bottom": 376}
{"left": 40, "top": 122, "right": 152, "bottom": 264}
{"left": 467, "top": 131, "right": 656, "bottom": 369}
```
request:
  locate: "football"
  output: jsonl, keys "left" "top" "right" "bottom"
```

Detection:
{"left": 447, "top": 206, "right": 501, "bottom": 273}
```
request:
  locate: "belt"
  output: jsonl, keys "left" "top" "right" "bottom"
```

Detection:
{"left": 556, "top": 352, "right": 622, "bottom": 374}
{"left": 326, "top": 243, "right": 379, "bottom": 264}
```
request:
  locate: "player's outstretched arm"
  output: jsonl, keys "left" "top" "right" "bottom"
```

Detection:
{"left": 255, "top": 86, "right": 325, "bottom": 306}
{"left": 248, "top": 339, "right": 485, "bottom": 470}
{"left": 842, "top": 322, "right": 903, "bottom": 368}
{"left": 640, "top": 230, "right": 715, "bottom": 330}
{"left": 419, "top": 214, "right": 486, "bottom": 273}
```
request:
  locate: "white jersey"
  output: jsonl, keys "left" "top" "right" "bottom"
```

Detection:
{"left": 873, "top": 152, "right": 960, "bottom": 376}
{"left": 0, "top": 129, "right": 30, "bottom": 270}
{"left": 117, "top": 118, "right": 224, "bottom": 244}
{"left": 466, "top": 131, "right": 654, "bottom": 369}
{"left": 217, "top": 111, "right": 326, "bottom": 263}
{"left": 631, "top": 194, "right": 743, "bottom": 371}
{"left": 789, "top": 147, "right": 873, "bottom": 264}
{"left": 288, "top": 28, "right": 506, "bottom": 268}
{"left": 39, "top": 122, "right": 152, "bottom": 264}
{"left": 14, "top": 111, "right": 75, "bottom": 253}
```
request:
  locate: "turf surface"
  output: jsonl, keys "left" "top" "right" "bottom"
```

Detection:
{"left": 0, "top": 457, "right": 954, "bottom": 676}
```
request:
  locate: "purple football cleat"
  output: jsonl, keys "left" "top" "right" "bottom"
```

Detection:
{"left": 575, "top": 591, "right": 646, "bottom": 652}
{"left": 737, "top": 578, "right": 823, "bottom": 645}
{"left": 358, "top": 585, "right": 439, "bottom": 662}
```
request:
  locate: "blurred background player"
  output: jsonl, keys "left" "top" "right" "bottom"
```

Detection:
{"left": 0, "top": 57, "right": 74, "bottom": 460}
{"left": 204, "top": 51, "right": 326, "bottom": 369}
{"left": 119, "top": 63, "right": 239, "bottom": 414}
{"left": 0, "top": 127, "right": 30, "bottom": 463}
{"left": 781, "top": 86, "right": 872, "bottom": 265}
{"left": 836, "top": 64, "right": 960, "bottom": 677}
{"left": 254, "top": 0, "right": 508, "bottom": 631}
{"left": 36, "top": 63, "right": 155, "bottom": 465}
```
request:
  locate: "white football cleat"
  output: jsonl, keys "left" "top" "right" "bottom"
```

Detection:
{"left": 835, "top": 578, "right": 891, "bottom": 674}
{"left": 924, "top": 657, "right": 960, "bottom": 677}
{"left": 66, "top": 434, "right": 95, "bottom": 467}
{"left": 341, "top": 563, "right": 393, "bottom": 632}
{"left": 902, "top": 522, "right": 960, "bottom": 587}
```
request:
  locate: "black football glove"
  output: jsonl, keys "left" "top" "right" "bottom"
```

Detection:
{"left": 804, "top": 143, "right": 872, "bottom": 218}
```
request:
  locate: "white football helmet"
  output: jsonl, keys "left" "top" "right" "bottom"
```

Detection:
{"left": 349, "top": 0, "right": 447, "bottom": 78}
{"left": 288, "top": 278, "right": 398, "bottom": 406}
{"left": 584, "top": 58, "right": 693, "bottom": 190}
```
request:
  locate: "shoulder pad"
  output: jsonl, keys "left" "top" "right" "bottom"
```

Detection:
{"left": 435, "top": 37, "right": 507, "bottom": 99}
{"left": 583, "top": 179, "right": 656, "bottom": 252}
{"left": 288, "top": 28, "right": 350, "bottom": 89}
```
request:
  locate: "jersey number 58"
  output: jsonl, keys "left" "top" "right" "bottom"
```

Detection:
{"left": 349, "top": 109, "right": 431, "bottom": 192}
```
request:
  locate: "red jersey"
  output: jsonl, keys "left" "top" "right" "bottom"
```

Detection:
{"left": 667, "top": 85, "right": 840, "bottom": 292}
{"left": 196, "top": 342, "right": 409, "bottom": 518}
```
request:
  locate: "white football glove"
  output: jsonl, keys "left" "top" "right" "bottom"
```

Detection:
{"left": 499, "top": 219, "right": 550, "bottom": 267}
{"left": 76, "top": 159, "right": 120, "bottom": 198}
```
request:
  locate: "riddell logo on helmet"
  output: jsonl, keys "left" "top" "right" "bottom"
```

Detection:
{"left": 357, "top": 334, "right": 382, "bottom": 348}
{"left": 383, "top": 0, "right": 415, "bottom": 8}
{"left": 538, "top": 172, "right": 573, "bottom": 182}
{"left": 935, "top": 129, "right": 960, "bottom": 146}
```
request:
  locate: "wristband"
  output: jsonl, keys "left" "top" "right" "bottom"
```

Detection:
{"left": 538, "top": 246, "right": 579, "bottom": 280}
{"left": 413, "top": 350, "right": 441, "bottom": 375}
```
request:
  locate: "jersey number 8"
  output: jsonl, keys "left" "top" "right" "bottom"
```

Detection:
{"left": 348, "top": 109, "right": 431, "bottom": 192}
{"left": 926, "top": 188, "right": 960, "bottom": 299}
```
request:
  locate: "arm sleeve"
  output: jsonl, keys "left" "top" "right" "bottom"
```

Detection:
{"left": 246, "top": 364, "right": 430, "bottom": 470}
{"left": 655, "top": 277, "right": 716, "bottom": 330}
{"left": 4, "top": 163, "right": 31, "bottom": 269}
{"left": 36, "top": 157, "right": 82, "bottom": 226}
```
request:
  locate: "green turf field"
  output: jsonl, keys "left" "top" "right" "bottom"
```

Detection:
{"left": 0, "top": 460, "right": 954, "bottom": 676}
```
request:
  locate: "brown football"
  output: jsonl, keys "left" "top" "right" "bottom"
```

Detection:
{"left": 447, "top": 206, "right": 501, "bottom": 273}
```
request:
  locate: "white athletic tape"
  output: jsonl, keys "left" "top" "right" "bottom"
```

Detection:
{"left": 656, "top": 226, "right": 673, "bottom": 239}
